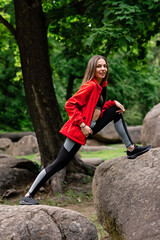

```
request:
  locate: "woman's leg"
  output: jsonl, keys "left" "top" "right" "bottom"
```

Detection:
{"left": 91, "top": 106, "right": 151, "bottom": 158}
{"left": 92, "top": 106, "right": 133, "bottom": 148}
{"left": 19, "top": 138, "right": 81, "bottom": 204}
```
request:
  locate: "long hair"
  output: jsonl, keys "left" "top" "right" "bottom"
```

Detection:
{"left": 81, "top": 55, "right": 109, "bottom": 86}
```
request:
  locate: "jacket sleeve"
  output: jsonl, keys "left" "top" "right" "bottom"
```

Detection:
{"left": 65, "top": 82, "right": 95, "bottom": 126}
{"left": 100, "top": 100, "right": 116, "bottom": 118}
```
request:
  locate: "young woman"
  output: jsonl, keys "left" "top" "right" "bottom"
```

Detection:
{"left": 19, "top": 55, "right": 151, "bottom": 205}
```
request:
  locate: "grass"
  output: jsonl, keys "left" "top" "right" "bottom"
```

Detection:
{"left": 16, "top": 153, "right": 41, "bottom": 166}
{"left": 15, "top": 144, "right": 126, "bottom": 164}
{"left": 89, "top": 214, "right": 109, "bottom": 239}
{"left": 80, "top": 143, "right": 126, "bottom": 161}
{"left": 39, "top": 189, "right": 93, "bottom": 207}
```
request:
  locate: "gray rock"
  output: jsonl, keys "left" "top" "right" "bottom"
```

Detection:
{"left": 0, "top": 205, "right": 98, "bottom": 240}
{"left": 141, "top": 103, "right": 160, "bottom": 147}
{"left": 0, "top": 153, "right": 38, "bottom": 195}
{"left": 93, "top": 121, "right": 121, "bottom": 143}
{"left": 0, "top": 138, "right": 12, "bottom": 151}
{"left": 92, "top": 147, "right": 160, "bottom": 240}
{"left": 92, "top": 121, "right": 142, "bottom": 144}
{"left": 6, "top": 135, "right": 39, "bottom": 156}
{"left": 127, "top": 125, "right": 142, "bottom": 144}
{"left": 0, "top": 131, "right": 35, "bottom": 142}
{"left": 81, "top": 158, "right": 104, "bottom": 166}
{"left": 86, "top": 139, "right": 107, "bottom": 146}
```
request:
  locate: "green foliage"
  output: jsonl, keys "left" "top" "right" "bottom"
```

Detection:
{"left": 45, "top": 0, "right": 160, "bottom": 126}
{"left": 85, "top": 0, "right": 160, "bottom": 59}
{"left": 0, "top": 0, "right": 15, "bottom": 27}
{"left": 0, "top": 1, "right": 32, "bottom": 131}
{"left": 48, "top": 37, "right": 88, "bottom": 122}
{"left": 49, "top": 37, "right": 160, "bottom": 126}
{"left": 46, "top": 1, "right": 92, "bottom": 57}
{"left": 0, "top": 31, "right": 33, "bottom": 131}
{"left": 107, "top": 52, "right": 160, "bottom": 125}
{"left": 0, "top": 0, "right": 160, "bottom": 131}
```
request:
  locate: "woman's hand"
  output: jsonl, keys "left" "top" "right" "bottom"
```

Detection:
{"left": 115, "top": 100, "right": 125, "bottom": 114}
{"left": 81, "top": 125, "right": 93, "bottom": 138}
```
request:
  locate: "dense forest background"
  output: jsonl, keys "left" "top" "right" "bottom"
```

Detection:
{"left": 0, "top": 0, "right": 160, "bottom": 132}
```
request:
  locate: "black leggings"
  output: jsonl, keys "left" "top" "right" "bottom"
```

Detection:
{"left": 29, "top": 106, "right": 133, "bottom": 197}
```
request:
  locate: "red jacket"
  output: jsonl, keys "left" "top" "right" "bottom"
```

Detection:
{"left": 60, "top": 78, "right": 115, "bottom": 145}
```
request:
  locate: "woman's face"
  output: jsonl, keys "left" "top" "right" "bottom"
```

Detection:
{"left": 94, "top": 58, "right": 108, "bottom": 83}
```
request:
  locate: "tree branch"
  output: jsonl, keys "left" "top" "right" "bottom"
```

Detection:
{"left": 0, "top": 15, "right": 16, "bottom": 39}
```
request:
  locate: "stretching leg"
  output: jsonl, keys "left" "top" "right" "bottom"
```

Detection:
{"left": 90, "top": 106, "right": 151, "bottom": 159}
{"left": 91, "top": 106, "right": 133, "bottom": 148}
{"left": 28, "top": 138, "right": 81, "bottom": 197}
{"left": 114, "top": 115, "right": 133, "bottom": 148}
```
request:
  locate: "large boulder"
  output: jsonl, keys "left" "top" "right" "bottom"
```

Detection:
{"left": 0, "top": 152, "right": 38, "bottom": 195}
{"left": 93, "top": 121, "right": 121, "bottom": 143}
{"left": 127, "top": 125, "right": 142, "bottom": 144}
{"left": 93, "top": 121, "right": 141, "bottom": 144}
{"left": 141, "top": 103, "right": 160, "bottom": 148}
{"left": 92, "top": 147, "right": 160, "bottom": 240}
{"left": 0, "top": 138, "right": 12, "bottom": 151}
{"left": 6, "top": 135, "right": 39, "bottom": 156}
{"left": 0, "top": 205, "right": 98, "bottom": 240}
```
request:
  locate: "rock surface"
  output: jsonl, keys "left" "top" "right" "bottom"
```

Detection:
{"left": 0, "top": 131, "right": 35, "bottom": 142}
{"left": 93, "top": 121, "right": 121, "bottom": 143}
{"left": 81, "top": 158, "right": 104, "bottom": 166}
{"left": 92, "top": 147, "right": 160, "bottom": 240}
{"left": 0, "top": 152, "right": 38, "bottom": 195}
{"left": 6, "top": 135, "right": 39, "bottom": 156}
{"left": 0, "top": 205, "right": 98, "bottom": 240}
{"left": 0, "top": 138, "right": 12, "bottom": 151}
{"left": 86, "top": 139, "right": 107, "bottom": 146}
{"left": 127, "top": 125, "right": 142, "bottom": 144}
{"left": 141, "top": 103, "right": 160, "bottom": 147}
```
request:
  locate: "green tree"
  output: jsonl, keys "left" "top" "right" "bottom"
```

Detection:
{"left": 86, "top": 0, "right": 160, "bottom": 59}
{"left": 0, "top": 0, "right": 160, "bottom": 194}
{"left": 0, "top": 15, "right": 32, "bottom": 131}
{"left": 0, "top": 0, "right": 95, "bottom": 194}
{"left": 0, "top": 0, "right": 66, "bottom": 193}
{"left": 107, "top": 51, "right": 160, "bottom": 125}
{"left": 45, "top": 0, "right": 160, "bottom": 109}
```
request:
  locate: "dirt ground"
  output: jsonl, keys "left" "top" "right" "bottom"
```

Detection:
{"left": 63, "top": 201, "right": 96, "bottom": 218}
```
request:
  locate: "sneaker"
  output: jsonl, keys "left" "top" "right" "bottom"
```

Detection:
{"left": 127, "top": 144, "right": 151, "bottom": 159}
{"left": 19, "top": 196, "right": 39, "bottom": 205}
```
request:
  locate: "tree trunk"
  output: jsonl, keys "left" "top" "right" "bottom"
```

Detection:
{"left": 13, "top": 0, "right": 65, "bottom": 192}
{"left": 13, "top": 0, "right": 64, "bottom": 164}
{"left": 13, "top": 0, "right": 95, "bottom": 194}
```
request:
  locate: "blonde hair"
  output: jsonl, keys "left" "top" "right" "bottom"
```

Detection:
{"left": 81, "top": 55, "right": 109, "bottom": 86}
